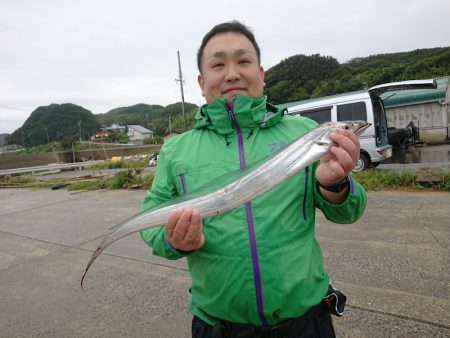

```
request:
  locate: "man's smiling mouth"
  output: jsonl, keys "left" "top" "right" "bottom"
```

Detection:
{"left": 223, "top": 87, "right": 246, "bottom": 94}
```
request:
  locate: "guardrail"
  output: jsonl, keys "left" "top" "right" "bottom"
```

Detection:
{"left": 0, "top": 161, "right": 104, "bottom": 176}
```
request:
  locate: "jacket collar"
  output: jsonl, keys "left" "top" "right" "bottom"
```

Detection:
{"left": 193, "top": 95, "right": 285, "bottom": 135}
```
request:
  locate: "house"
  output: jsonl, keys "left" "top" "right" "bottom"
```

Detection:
{"left": 382, "top": 76, "right": 450, "bottom": 144}
{"left": 0, "top": 144, "right": 24, "bottom": 153}
{"left": 107, "top": 123, "right": 126, "bottom": 135}
{"left": 127, "top": 125, "right": 154, "bottom": 144}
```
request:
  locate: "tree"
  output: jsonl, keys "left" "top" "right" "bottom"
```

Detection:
{"left": 7, "top": 103, "right": 101, "bottom": 148}
{"left": 264, "top": 47, "right": 450, "bottom": 104}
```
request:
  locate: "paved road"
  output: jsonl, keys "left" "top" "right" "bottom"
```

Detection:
{"left": 0, "top": 188, "right": 449, "bottom": 337}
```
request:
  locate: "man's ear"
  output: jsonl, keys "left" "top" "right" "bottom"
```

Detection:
{"left": 259, "top": 65, "right": 265, "bottom": 80}
{"left": 198, "top": 74, "right": 205, "bottom": 93}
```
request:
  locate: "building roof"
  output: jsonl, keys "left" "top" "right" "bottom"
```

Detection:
{"left": 381, "top": 76, "right": 449, "bottom": 108}
{"left": 127, "top": 125, "right": 153, "bottom": 133}
{"left": 276, "top": 90, "right": 367, "bottom": 110}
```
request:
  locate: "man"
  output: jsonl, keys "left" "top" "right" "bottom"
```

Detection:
{"left": 141, "top": 21, "right": 366, "bottom": 338}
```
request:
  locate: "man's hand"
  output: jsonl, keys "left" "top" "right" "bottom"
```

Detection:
{"left": 315, "top": 129, "right": 360, "bottom": 202}
{"left": 165, "top": 208, "right": 205, "bottom": 251}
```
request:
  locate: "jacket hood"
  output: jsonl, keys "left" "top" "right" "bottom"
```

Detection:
{"left": 194, "top": 95, "right": 285, "bottom": 135}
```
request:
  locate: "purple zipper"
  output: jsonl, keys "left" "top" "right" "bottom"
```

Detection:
{"left": 302, "top": 166, "right": 309, "bottom": 221}
{"left": 180, "top": 174, "right": 187, "bottom": 194}
{"left": 226, "top": 100, "right": 268, "bottom": 325}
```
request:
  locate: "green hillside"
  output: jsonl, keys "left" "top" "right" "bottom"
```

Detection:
{"left": 96, "top": 103, "right": 164, "bottom": 126}
{"left": 6, "top": 103, "right": 101, "bottom": 147}
{"left": 6, "top": 47, "right": 449, "bottom": 148}
{"left": 96, "top": 102, "right": 198, "bottom": 135}
{"left": 264, "top": 47, "right": 450, "bottom": 104}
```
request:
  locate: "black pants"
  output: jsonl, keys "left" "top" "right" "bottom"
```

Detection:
{"left": 192, "top": 302, "right": 336, "bottom": 338}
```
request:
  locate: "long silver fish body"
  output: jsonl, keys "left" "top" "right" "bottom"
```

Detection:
{"left": 81, "top": 120, "right": 370, "bottom": 286}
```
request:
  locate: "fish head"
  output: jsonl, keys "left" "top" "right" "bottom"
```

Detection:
{"left": 331, "top": 120, "right": 371, "bottom": 136}
{"left": 312, "top": 121, "right": 371, "bottom": 151}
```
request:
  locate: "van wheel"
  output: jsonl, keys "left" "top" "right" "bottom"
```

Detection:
{"left": 353, "top": 153, "right": 370, "bottom": 172}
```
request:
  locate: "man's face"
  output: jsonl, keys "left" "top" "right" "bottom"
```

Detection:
{"left": 198, "top": 32, "right": 265, "bottom": 104}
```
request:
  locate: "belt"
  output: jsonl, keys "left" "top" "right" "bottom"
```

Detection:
{"left": 211, "top": 285, "right": 346, "bottom": 338}
{"left": 212, "top": 301, "right": 326, "bottom": 338}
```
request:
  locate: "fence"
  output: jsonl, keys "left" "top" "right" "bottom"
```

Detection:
{"left": 0, "top": 145, "right": 161, "bottom": 170}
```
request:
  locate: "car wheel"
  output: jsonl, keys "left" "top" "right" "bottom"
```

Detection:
{"left": 353, "top": 153, "right": 370, "bottom": 172}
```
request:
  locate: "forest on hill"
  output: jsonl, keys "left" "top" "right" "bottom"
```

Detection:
{"left": 6, "top": 103, "right": 101, "bottom": 148}
{"left": 4, "top": 102, "right": 197, "bottom": 148}
{"left": 264, "top": 47, "right": 450, "bottom": 104}
{"left": 96, "top": 102, "right": 198, "bottom": 136}
{"left": 5, "top": 46, "right": 449, "bottom": 148}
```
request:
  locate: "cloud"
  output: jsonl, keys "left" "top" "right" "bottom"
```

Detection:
{"left": 1, "top": 0, "right": 449, "bottom": 133}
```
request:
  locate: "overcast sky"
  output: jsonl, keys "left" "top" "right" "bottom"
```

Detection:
{"left": 1, "top": 0, "right": 449, "bottom": 134}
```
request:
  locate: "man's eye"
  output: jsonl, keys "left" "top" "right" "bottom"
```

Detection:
{"left": 239, "top": 59, "right": 250, "bottom": 64}
{"left": 213, "top": 63, "right": 224, "bottom": 68}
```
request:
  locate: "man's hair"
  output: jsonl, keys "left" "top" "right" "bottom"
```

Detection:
{"left": 197, "top": 20, "right": 261, "bottom": 73}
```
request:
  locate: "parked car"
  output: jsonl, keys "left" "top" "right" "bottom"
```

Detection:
{"left": 284, "top": 80, "right": 437, "bottom": 171}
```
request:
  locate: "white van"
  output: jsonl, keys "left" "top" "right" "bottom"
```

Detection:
{"left": 284, "top": 80, "right": 437, "bottom": 171}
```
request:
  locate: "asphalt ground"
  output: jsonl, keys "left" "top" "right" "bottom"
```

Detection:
{"left": 0, "top": 188, "right": 449, "bottom": 338}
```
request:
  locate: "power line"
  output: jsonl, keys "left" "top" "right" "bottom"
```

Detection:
{"left": 0, "top": 105, "right": 32, "bottom": 112}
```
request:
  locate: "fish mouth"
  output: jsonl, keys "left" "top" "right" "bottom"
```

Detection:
{"left": 353, "top": 122, "right": 371, "bottom": 136}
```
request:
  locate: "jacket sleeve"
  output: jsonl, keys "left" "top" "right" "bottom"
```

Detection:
{"left": 139, "top": 147, "right": 189, "bottom": 260}
{"left": 312, "top": 162, "right": 367, "bottom": 224}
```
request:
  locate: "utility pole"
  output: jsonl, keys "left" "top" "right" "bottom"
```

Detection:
{"left": 78, "top": 120, "right": 82, "bottom": 142}
{"left": 175, "top": 50, "right": 187, "bottom": 130}
{"left": 45, "top": 128, "right": 50, "bottom": 144}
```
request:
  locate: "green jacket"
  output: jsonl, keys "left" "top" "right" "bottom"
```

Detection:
{"left": 141, "top": 95, "right": 366, "bottom": 326}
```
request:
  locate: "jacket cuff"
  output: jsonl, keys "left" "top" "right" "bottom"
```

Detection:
{"left": 315, "top": 175, "right": 353, "bottom": 206}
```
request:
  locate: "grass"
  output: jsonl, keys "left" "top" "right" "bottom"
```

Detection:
{"left": 65, "top": 173, "right": 154, "bottom": 191}
{"left": 86, "top": 159, "right": 150, "bottom": 170}
{"left": 1, "top": 166, "right": 449, "bottom": 192}
{"left": 353, "top": 167, "right": 450, "bottom": 191}
{"left": 2, "top": 140, "right": 148, "bottom": 156}
{"left": 86, "top": 160, "right": 128, "bottom": 170}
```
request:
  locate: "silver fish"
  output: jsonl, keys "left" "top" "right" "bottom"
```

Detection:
{"left": 81, "top": 120, "right": 370, "bottom": 286}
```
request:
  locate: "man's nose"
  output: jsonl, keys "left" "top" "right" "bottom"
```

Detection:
{"left": 224, "top": 64, "right": 240, "bottom": 81}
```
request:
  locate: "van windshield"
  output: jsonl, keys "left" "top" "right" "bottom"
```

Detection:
{"left": 371, "top": 96, "right": 389, "bottom": 146}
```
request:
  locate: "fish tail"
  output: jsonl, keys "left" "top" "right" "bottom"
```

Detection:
{"left": 80, "top": 246, "right": 103, "bottom": 289}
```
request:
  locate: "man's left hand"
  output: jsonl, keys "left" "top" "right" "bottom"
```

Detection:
{"left": 316, "top": 129, "right": 360, "bottom": 187}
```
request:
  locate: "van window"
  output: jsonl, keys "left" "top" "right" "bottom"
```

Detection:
{"left": 293, "top": 107, "right": 332, "bottom": 124}
{"left": 337, "top": 102, "right": 367, "bottom": 121}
